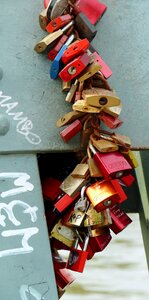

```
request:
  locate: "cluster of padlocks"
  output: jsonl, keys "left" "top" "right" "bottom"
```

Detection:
{"left": 34, "top": 0, "right": 138, "bottom": 298}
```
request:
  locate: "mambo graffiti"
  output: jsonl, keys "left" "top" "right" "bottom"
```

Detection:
{"left": 0, "top": 91, "right": 41, "bottom": 145}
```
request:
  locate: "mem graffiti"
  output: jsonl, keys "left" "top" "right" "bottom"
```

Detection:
{"left": 0, "top": 172, "right": 39, "bottom": 258}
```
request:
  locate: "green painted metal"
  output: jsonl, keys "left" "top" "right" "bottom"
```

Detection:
{"left": 0, "top": 154, "right": 58, "bottom": 300}
{"left": 0, "top": 0, "right": 149, "bottom": 153}
{"left": 135, "top": 152, "right": 149, "bottom": 271}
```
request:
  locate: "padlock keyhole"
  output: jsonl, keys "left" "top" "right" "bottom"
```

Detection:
{"left": 99, "top": 97, "right": 108, "bottom": 105}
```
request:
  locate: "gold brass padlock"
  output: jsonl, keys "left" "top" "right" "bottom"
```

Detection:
{"left": 73, "top": 100, "right": 102, "bottom": 113}
{"left": 60, "top": 174, "right": 88, "bottom": 197}
{"left": 103, "top": 103, "right": 122, "bottom": 117}
{"left": 78, "top": 63, "right": 102, "bottom": 83}
{"left": 39, "top": 9, "right": 49, "bottom": 30}
{"left": 65, "top": 79, "right": 78, "bottom": 102}
{"left": 62, "top": 80, "right": 71, "bottom": 92}
{"left": 56, "top": 111, "right": 85, "bottom": 127}
{"left": 82, "top": 88, "right": 121, "bottom": 108}
{"left": 84, "top": 205, "right": 112, "bottom": 227}
{"left": 51, "top": 220, "right": 77, "bottom": 248}
{"left": 112, "top": 133, "right": 131, "bottom": 149}
{"left": 87, "top": 146, "right": 103, "bottom": 177}
{"left": 71, "top": 163, "right": 89, "bottom": 178}
{"left": 121, "top": 150, "right": 138, "bottom": 168}
{"left": 90, "top": 134, "right": 119, "bottom": 152}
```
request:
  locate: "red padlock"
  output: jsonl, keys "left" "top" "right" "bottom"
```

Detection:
{"left": 46, "top": 14, "right": 73, "bottom": 32}
{"left": 53, "top": 250, "right": 67, "bottom": 270}
{"left": 90, "top": 51, "right": 112, "bottom": 79}
{"left": 99, "top": 111, "right": 123, "bottom": 129}
{"left": 54, "top": 191, "right": 80, "bottom": 214}
{"left": 51, "top": 238, "right": 70, "bottom": 251}
{"left": 111, "top": 179, "right": 127, "bottom": 204}
{"left": 109, "top": 205, "right": 132, "bottom": 234}
{"left": 47, "top": 35, "right": 68, "bottom": 60}
{"left": 89, "top": 143, "right": 132, "bottom": 179}
{"left": 61, "top": 38, "right": 90, "bottom": 65}
{"left": 66, "top": 235, "right": 89, "bottom": 272}
{"left": 88, "top": 227, "right": 112, "bottom": 252}
{"left": 74, "top": 0, "right": 107, "bottom": 25}
{"left": 42, "top": 177, "right": 62, "bottom": 201}
{"left": 120, "top": 174, "right": 135, "bottom": 187}
{"left": 60, "top": 119, "right": 82, "bottom": 142}
{"left": 59, "top": 52, "right": 90, "bottom": 82}
{"left": 55, "top": 268, "right": 75, "bottom": 289}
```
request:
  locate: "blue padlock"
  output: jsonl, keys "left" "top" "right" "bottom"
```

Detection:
{"left": 50, "top": 34, "right": 75, "bottom": 79}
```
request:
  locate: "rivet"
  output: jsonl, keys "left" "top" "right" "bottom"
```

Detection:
{"left": 0, "top": 114, "right": 10, "bottom": 135}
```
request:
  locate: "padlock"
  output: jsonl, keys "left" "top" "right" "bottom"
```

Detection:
{"left": 50, "top": 33, "right": 75, "bottom": 79}
{"left": 46, "top": 14, "right": 73, "bottom": 32}
{"left": 51, "top": 237, "right": 70, "bottom": 251}
{"left": 60, "top": 173, "right": 88, "bottom": 197}
{"left": 74, "top": 13, "right": 97, "bottom": 41}
{"left": 109, "top": 205, "right": 132, "bottom": 234}
{"left": 54, "top": 191, "right": 80, "bottom": 215}
{"left": 62, "top": 186, "right": 90, "bottom": 227}
{"left": 91, "top": 72, "right": 112, "bottom": 90}
{"left": 52, "top": 248, "right": 66, "bottom": 270}
{"left": 59, "top": 52, "right": 90, "bottom": 82}
{"left": 89, "top": 50, "right": 112, "bottom": 79}
{"left": 34, "top": 20, "right": 74, "bottom": 53}
{"left": 71, "top": 163, "right": 89, "bottom": 178}
{"left": 73, "top": 0, "right": 107, "bottom": 25}
{"left": 120, "top": 174, "right": 135, "bottom": 187}
{"left": 103, "top": 103, "right": 123, "bottom": 117}
{"left": 87, "top": 146, "right": 103, "bottom": 177}
{"left": 39, "top": 9, "right": 49, "bottom": 30}
{"left": 99, "top": 111, "right": 123, "bottom": 129}
{"left": 90, "top": 134, "right": 119, "bottom": 153}
{"left": 55, "top": 268, "right": 75, "bottom": 289}
{"left": 73, "top": 100, "right": 102, "bottom": 113}
{"left": 50, "top": 0, "right": 70, "bottom": 20}
{"left": 57, "top": 286, "right": 66, "bottom": 299}
{"left": 83, "top": 204, "right": 112, "bottom": 227}
{"left": 121, "top": 150, "right": 139, "bottom": 168}
{"left": 62, "top": 38, "right": 90, "bottom": 64}
{"left": 62, "top": 80, "right": 71, "bottom": 92}
{"left": 66, "top": 233, "right": 89, "bottom": 272}
{"left": 85, "top": 180, "right": 121, "bottom": 212}
{"left": 82, "top": 88, "right": 121, "bottom": 108}
{"left": 48, "top": 34, "right": 68, "bottom": 60}
{"left": 65, "top": 79, "right": 78, "bottom": 102}
{"left": 80, "top": 116, "right": 93, "bottom": 148}
{"left": 89, "top": 142, "right": 132, "bottom": 179}
{"left": 78, "top": 62, "right": 101, "bottom": 82}
{"left": 56, "top": 110, "right": 85, "bottom": 127}
{"left": 42, "top": 177, "right": 62, "bottom": 201}
{"left": 88, "top": 227, "right": 112, "bottom": 252}
{"left": 44, "top": 0, "right": 57, "bottom": 19}
{"left": 111, "top": 133, "right": 132, "bottom": 150}
{"left": 51, "top": 220, "right": 77, "bottom": 247}
{"left": 60, "top": 119, "right": 82, "bottom": 142}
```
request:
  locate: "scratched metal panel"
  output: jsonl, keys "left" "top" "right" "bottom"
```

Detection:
{"left": 0, "top": 0, "right": 149, "bottom": 152}
{"left": 0, "top": 154, "right": 58, "bottom": 300}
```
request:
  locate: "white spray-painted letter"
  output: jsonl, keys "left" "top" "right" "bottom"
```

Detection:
{"left": 0, "top": 200, "right": 38, "bottom": 227}
{"left": 0, "top": 172, "right": 34, "bottom": 198}
{"left": 20, "top": 285, "right": 44, "bottom": 300}
{"left": 0, "top": 227, "right": 39, "bottom": 258}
